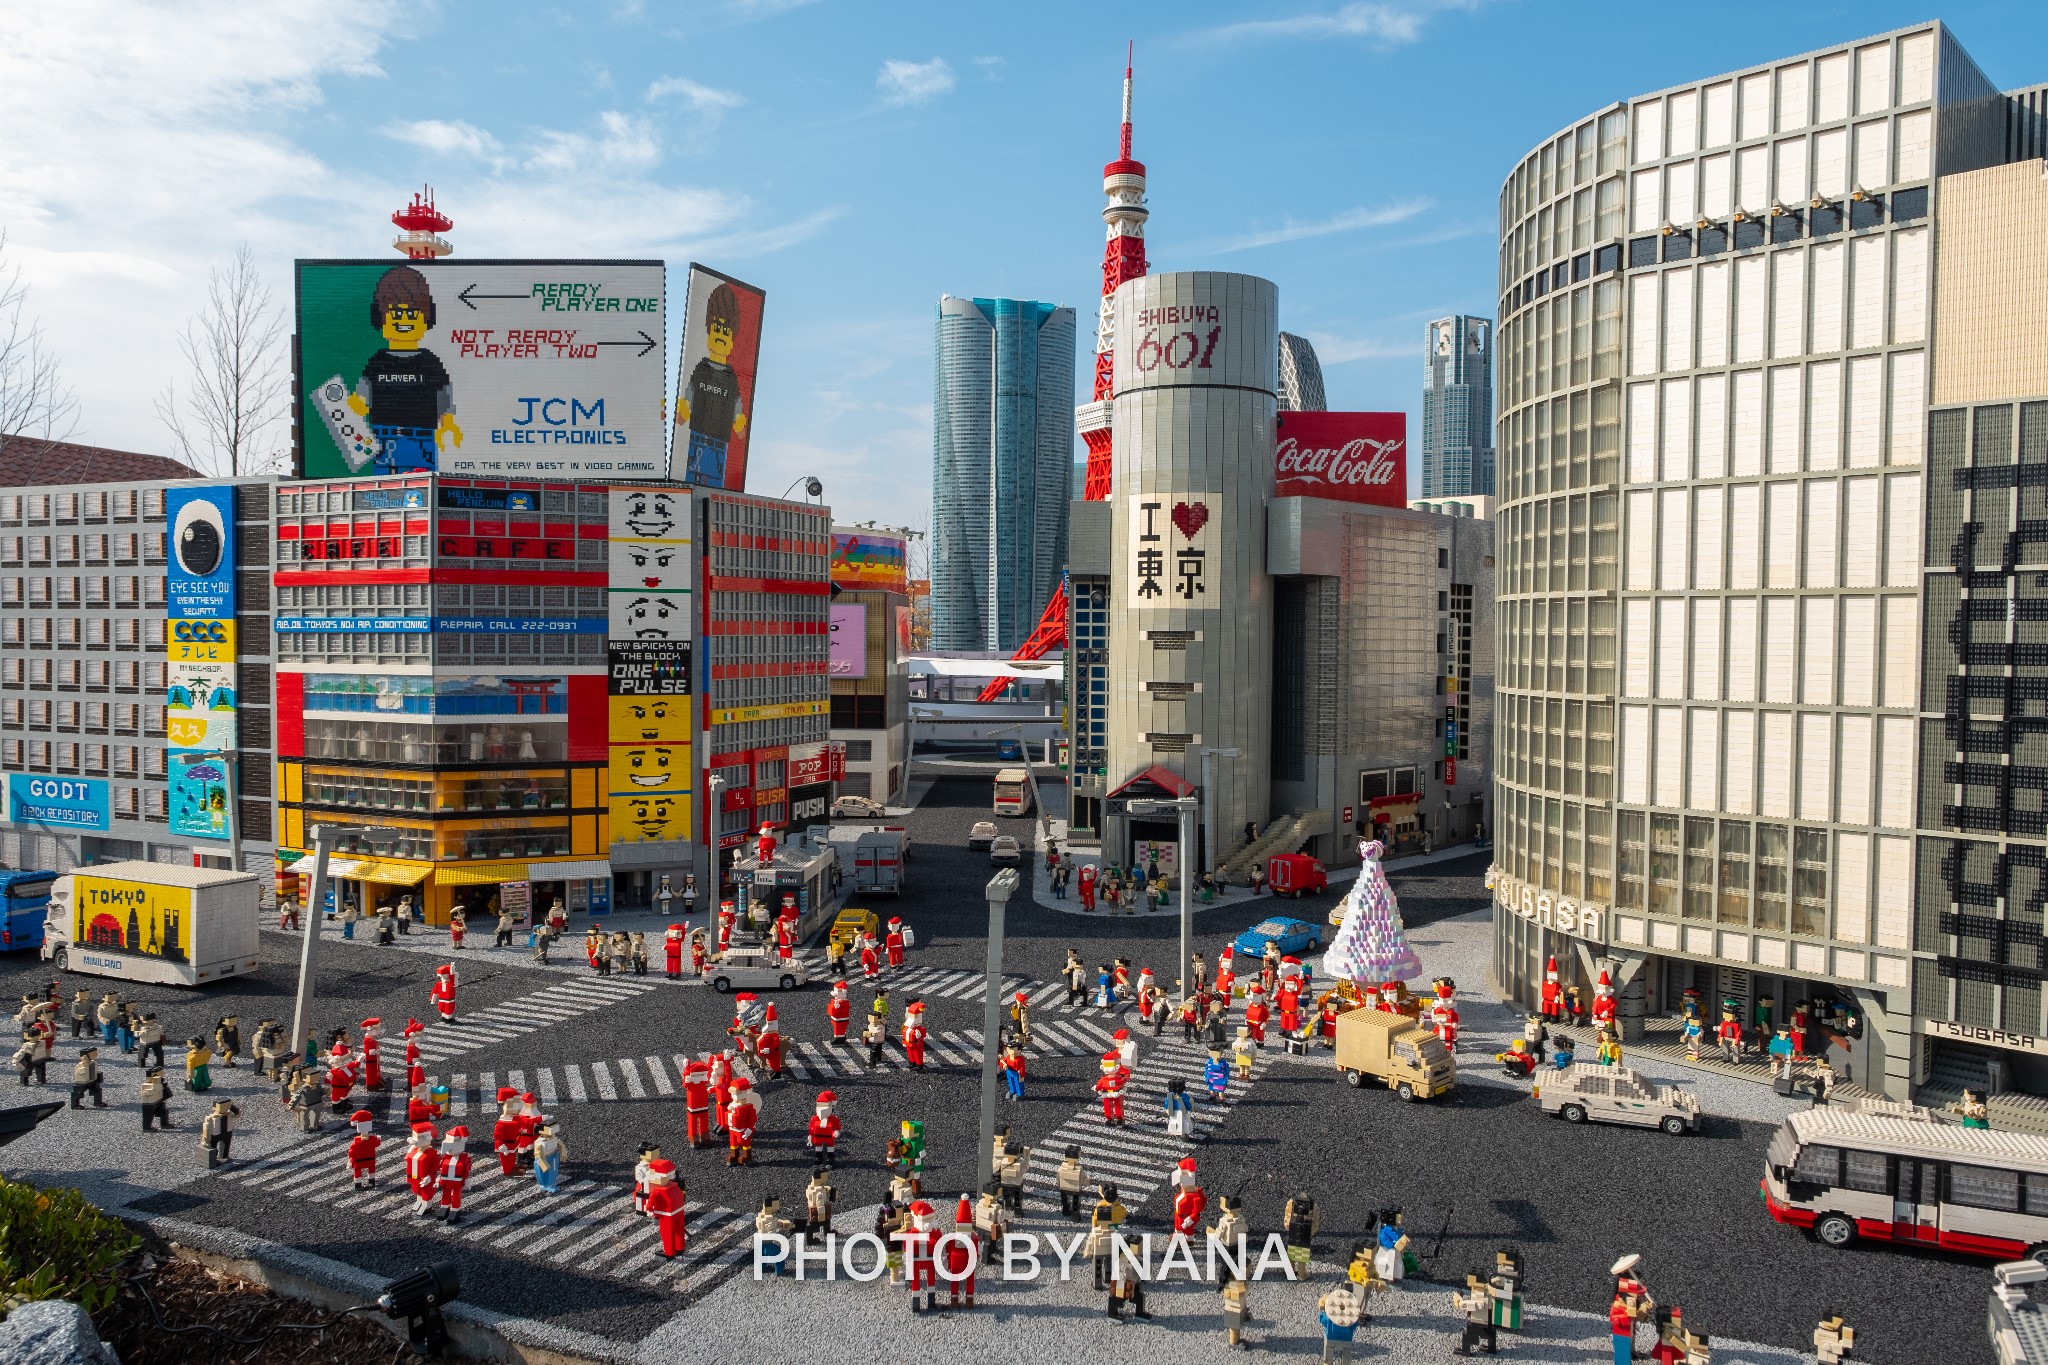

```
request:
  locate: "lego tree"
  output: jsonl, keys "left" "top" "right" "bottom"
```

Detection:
{"left": 1322, "top": 839, "right": 1423, "bottom": 987}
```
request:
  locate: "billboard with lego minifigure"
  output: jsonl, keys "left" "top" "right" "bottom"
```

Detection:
{"left": 673, "top": 264, "right": 766, "bottom": 491}
{"left": 1273, "top": 411, "right": 1406, "bottom": 507}
{"left": 294, "top": 260, "right": 667, "bottom": 480}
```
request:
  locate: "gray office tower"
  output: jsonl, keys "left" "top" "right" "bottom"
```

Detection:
{"left": 931, "top": 295, "right": 1077, "bottom": 652}
{"left": 1277, "top": 332, "right": 1328, "bottom": 412}
{"left": 1421, "top": 315, "right": 1495, "bottom": 496}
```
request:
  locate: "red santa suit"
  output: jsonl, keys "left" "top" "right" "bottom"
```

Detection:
{"left": 901, "top": 1002, "right": 928, "bottom": 1070}
{"left": 807, "top": 1090, "right": 842, "bottom": 1164}
{"left": 691, "top": 934, "right": 709, "bottom": 975}
{"left": 885, "top": 918, "right": 906, "bottom": 968}
{"left": 860, "top": 936, "right": 881, "bottom": 981}
{"left": 1135, "top": 969, "right": 1157, "bottom": 1022}
{"left": 1077, "top": 864, "right": 1097, "bottom": 910}
{"left": 826, "top": 983, "right": 852, "bottom": 1041}
{"left": 1173, "top": 1182, "right": 1209, "bottom": 1236}
{"left": 1095, "top": 1055, "right": 1128, "bottom": 1124}
{"left": 1215, "top": 948, "right": 1238, "bottom": 1001}
{"left": 1113, "top": 1027, "right": 1137, "bottom": 1071}
{"left": 717, "top": 906, "right": 735, "bottom": 954}
{"left": 1591, "top": 971, "right": 1618, "bottom": 1028}
{"left": 407, "top": 1087, "right": 436, "bottom": 1126}
{"left": 645, "top": 1160, "right": 687, "bottom": 1256}
{"left": 683, "top": 1061, "right": 713, "bottom": 1147}
{"left": 403, "top": 1019, "right": 426, "bottom": 1090}
{"left": 901, "top": 1201, "right": 939, "bottom": 1299}
{"left": 775, "top": 917, "right": 795, "bottom": 966}
{"left": 944, "top": 1197, "right": 978, "bottom": 1307}
{"left": 359, "top": 1018, "right": 384, "bottom": 1090}
{"left": 326, "top": 1043, "right": 357, "bottom": 1105}
{"left": 725, "top": 1080, "right": 758, "bottom": 1165}
{"left": 711, "top": 1053, "right": 734, "bottom": 1132}
{"left": 430, "top": 966, "right": 458, "bottom": 1021}
{"left": 1539, "top": 958, "right": 1563, "bottom": 1020}
{"left": 758, "top": 1004, "right": 785, "bottom": 1079}
{"left": 514, "top": 1093, "right": 543, "bottom": 1158}
{"left": 346, "top": 1111, "right": 381, "bottom": 1186}
{"left": 491, "top": 1088, "right": 521, "bottom": 1174}
{"left": 1277, "top": 981, "right": 1302, "bottom": 1035}
{"left": 436, "top": 1129, "right": 472, "bottom": 1219}
{"left": 1243, "top": 990, "right": 1271, "bottom": 1045}
{"left": 1112, "top": 961, "right": 1132, "bottom": 999}
{"left": 404, "top": 1124, "right": 441, "bottom": 1213}
{"left": 1431, "top": 999, "right": 1460, "bottom": 1050}
{"left": 664, "top": 926, "right": 685, "bottom": 978}
{"left": 1320, "top": 1001, "right": 1340, "bottom": 1042}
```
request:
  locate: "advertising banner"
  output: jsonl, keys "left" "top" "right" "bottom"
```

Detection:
{"left": 1127, "top": 494, "right": 1219, "bottom": 609}
{"left": 295, "top": 260, "right": 667, "bottom": 480}
{"left": 73, "top": 874, "right": 194, "bottom": 962}
{"left": 607, "top": 485, "right": 693, "bottom": 846}
{"left": 166, "top": 487, "right": 237, "bottom": 619}
{"left": 170, "top": 754, "right": 233, "bottom": 841}
{"left": 1273, "top": 411, "right": 1407, "bottom": 506}
{"left": 829, "top": 530, "right": 908, "bottom": 593}
{"left": 8, "top": 775, "right": 109, "bottom": 831}
{"left": 829, "top": 603, "right": 868, "bottom": 679}
{"left": 674, "top": 264, "right": 766, "bottom": 490}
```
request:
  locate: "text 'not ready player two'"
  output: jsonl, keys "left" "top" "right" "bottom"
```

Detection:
{"left": 294, "top": 259, "right": 668, "bottom": 480}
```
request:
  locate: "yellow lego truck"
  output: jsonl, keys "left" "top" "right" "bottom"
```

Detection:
{"left": 1334, "top": 1006, "right": 1457, "bottom": 1102}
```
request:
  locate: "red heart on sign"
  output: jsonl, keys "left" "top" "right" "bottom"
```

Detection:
{"left": 1171, "top": 501, "right": 1210, "bottom": 540}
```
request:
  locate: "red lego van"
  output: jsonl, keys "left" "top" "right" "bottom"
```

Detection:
{"left": 1267, "top": 853, "right": 1328, "bottom": 898}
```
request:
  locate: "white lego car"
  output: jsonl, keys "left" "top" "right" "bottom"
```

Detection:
{"left": 989, "top": 835, "right": 1022, "bottom": 866}
{"left": 706, "top": 941, "right": 810, "bottom": 994}
{"left": 967, "top": 821, "right": 998, "bottom": 850}
{"left": 832, "top": 795, "right": 885, "bottom": 817}
{"left": 1535, "top": 1063, "right": 1701, "bottom": 1134}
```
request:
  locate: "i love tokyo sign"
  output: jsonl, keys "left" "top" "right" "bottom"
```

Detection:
{"left": 1274, "top": 411, "right": 1406, "bottom": 507}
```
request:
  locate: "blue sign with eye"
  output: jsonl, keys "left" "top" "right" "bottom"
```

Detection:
{"left": 166, "top": 486, "right": 238, "bottom": 620}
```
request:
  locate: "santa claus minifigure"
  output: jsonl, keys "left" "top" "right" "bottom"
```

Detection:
{"left": 1095, "top": 1052, "right": 1128, "bottom": 1125}
{"left": 826, "top": 980, "right": 852, "bottom": 1043}
{"left": 683, "top": 1059, "right": 713, "bottom": 1148}
{"left": 1243, "top": 986, "right": 1271, "bottom": 1047}
{"left": 326, "top": 1032, "right": 358, "bottom": 1108}
{"left": 436, "top": 1126, "right": 471, "bottom": 1224}
{"left": 728, "top": 993, "right": 762, "bottom": 1064}
{"left": 402, "top": 1018, "right": 426, "bottom": 1091}
{"left": 514, "top": 1091, "right": 544, "bottom": 1161}
{"left": 1215, "top": 945, "right": 1238, "bottom": 1000}
{"left": 346, "top": 1109, "right": 382, "bottom": 1189}
{"left": 1135, "top": 968, "right": 1157, "bottom": 1023}
{"left": 756, "top": 822, "right": 778, "bottom": 864}
{"left": 690, "top": 927, "right": 709, "bottom": 976}
{"left": 758, "top": 1002, "right": 785, "bottom": 1080}
{"left": 944, "top": 1195, "right": 979, "bottom": 1309}
{"left": 1539, "top": 957, "right": 1563, "bottom": 1020}
{"left": 860, "top": 932, "right": 882, "bottom": 981}
{"left": 807, "top": 1090, "right": 842, "bottom": 1166}
{"left": 885, "top": 917, "right": 906, "bottom": 969}
{"left": 901, "top": 1000, "right": 929, "bottom": 1071}
{"left": 359, "top": 1017, "right": 385, "bottom": 1090}
{"left": 725, "top": 1075, "right": 758, "bottom": 1166}
{"left": 1592, "top": 970, "right": 1618, "bottom": 1028}
{"left": 901, "top": 1199, "right": 940, "bottom": 1314}
{"left": 430, "top": 964, "right": 458, "bottom": 1022}
{"left": 775, "top": 914, "right": 795, "bottom": 966}
{"left": 1114, "top": 1026, "right": 1138, "bottom": 1072}
{"left": 407, "top": 1079, "right": 436, "bottom": 1126}
{"left": 404, "top": 1122, "right": 441, "bottom": 1217}
{"left": 1430, "top": 978, "right": 1461, "bottom": 1052}
{"left": 1171, "top": 1158, "right": 1207, "bottom": 1236}
{"left": 663, "top": 924, "right": 685, "bottom": 978}
{"left": 710, "top": 1051, "right": 734, "bottom": 1133}
{"left": 491, "top": 1086, "right": 521, "bottom": 1174}
{"left": 645, "top": 1158, "right": 686, "bottom": 1257}
{"left": 717, "top": 901, "right": 736, "bottom": 954}
{"left": 1277, "top": 976, "right": 1302, "bottom": 1036}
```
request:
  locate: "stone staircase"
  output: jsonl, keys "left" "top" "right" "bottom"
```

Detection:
{"left": 1913, "top": 1042, "right": 2048, "bottom": 1135}
{"left": 1215, "top": 808, "right": 1333, "bottom": 884}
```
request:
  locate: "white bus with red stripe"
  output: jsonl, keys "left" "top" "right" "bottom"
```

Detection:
{"left": 1762, "top": 1106, "right": 2048, "bottom": 1262}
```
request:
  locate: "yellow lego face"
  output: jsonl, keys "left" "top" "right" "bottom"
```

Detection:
{"left": 609, "top": 697, "right": 691, "bottom": 742}
{"left": 705, "top": 320, "right": 735, "bottom": 364}
{"left": 382, "top": 305, "right": 428, "bottom": 350}
{"left": 613, "top": 792, "right": 690, "bottom": 842}
{"left": 609, "top": 742, "right": 688, "bottom": 792}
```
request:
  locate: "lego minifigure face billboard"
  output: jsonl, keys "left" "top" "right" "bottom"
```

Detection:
{"left": 609, "top": 743, "right": 688, "bottom": 793}
{"left": 610, "top": 592, "right": 689, "bottom": 641}
{"left": 608, "top": 697, "right": 691, "bottom": 743}
{"left": 618, "top": 792, "right": 691, "bottom": 843}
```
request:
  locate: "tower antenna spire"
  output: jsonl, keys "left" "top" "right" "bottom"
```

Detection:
{"left": 1079, "top": 42, "right": 1150, "bottom": 501}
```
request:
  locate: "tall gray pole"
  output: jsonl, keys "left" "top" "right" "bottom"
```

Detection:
{"left": 1178, "top": 799, "right": 1193, "bottom": 1002}
{"left": 977, "top": 868, "right": 1018, "bottom": 1188}
{"left": 290, "top": 824, "right": 332, "bottom": 1061}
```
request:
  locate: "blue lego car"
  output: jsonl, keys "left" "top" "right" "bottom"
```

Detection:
{"left": 1232, "top": 916, "right": 1323, "bottom": 958}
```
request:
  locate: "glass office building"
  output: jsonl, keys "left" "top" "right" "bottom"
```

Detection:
{"left": 1423, "top": 316, "right": 1496, "bottom": 497}
{"left": 931, "top": 295, "right": 1077, "bottom": 652}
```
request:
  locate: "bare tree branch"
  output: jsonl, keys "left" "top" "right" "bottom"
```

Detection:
{"left": 0, "top": 230, "right": 81, "bottom": 470}
{"left": 156, "top": 243, "right": 287, "bottom": 477}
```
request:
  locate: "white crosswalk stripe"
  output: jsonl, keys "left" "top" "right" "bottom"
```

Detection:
{"left": 410, "top": 978, "right": 660, "bottom": 1063}
{"left": 565, "top": 1065, "right": 588, "bottom": 1103}
{"left": 644, "top": 1056, "right": 675, "bottom": 1096}
{"left": 619, "top": 1058, "right": 647, "bottom": 1099}
{"left": 591, "top": 1061, "right": 618, "bottom": 1101}
{"left": 448, "top": 1074, "right": 468, "bottom": 1115}
{"left": 536, "top": 1068, "right": 558, "bottom": 1107}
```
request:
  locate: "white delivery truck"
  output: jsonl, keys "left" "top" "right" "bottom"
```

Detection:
{"left": 40, "top": 861, "right": 261, "bottom": 986}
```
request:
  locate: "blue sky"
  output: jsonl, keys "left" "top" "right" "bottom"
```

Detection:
{"left": 5, "top": 1, "right": 2047, "bottom": 527}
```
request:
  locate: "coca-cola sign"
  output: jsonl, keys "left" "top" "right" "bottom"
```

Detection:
{"left": 1273, "top": 411, "right": 1407, "bottom": 507}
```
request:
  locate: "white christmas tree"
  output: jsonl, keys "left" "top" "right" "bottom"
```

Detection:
{"left": 1322, "top": 839, "right": 1423, "bottom": 987}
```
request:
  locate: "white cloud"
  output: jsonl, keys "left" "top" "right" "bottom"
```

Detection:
{"left": 646, "top": 75, "right": 746, "bottom": 111}
{"left": 527, "top": 110, "right": 663, "bottom": 174}
{"left": 1201, "top": 0, "right": 1480, "bottom": 45}
{"left": 877, "top": 57, "right": 955, "bottom": 107}
{"left": 971, "top": 55, "right": 1006, "bottom": 80}
{"left": 383, "top": 119, "right": 504, "bottom": 160}
{"left": 1198, "top": 199, "right": 1432, "bottom": 254}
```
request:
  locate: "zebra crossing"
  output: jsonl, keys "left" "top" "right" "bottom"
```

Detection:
{"left": 212, "top": 1144, "right": 762, "bottom": 1299}
{"left": 410, "top": 976, "right": 660, "bottom": 1064}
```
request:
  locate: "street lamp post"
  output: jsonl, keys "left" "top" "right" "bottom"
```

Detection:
{"left": 706, "top": 774, "right": 727, "bottom": 899}
{"left": 1128, "top": 795, "right": 1198, "bottom": 1001}
{"left": 977, "top": 867, "right": 1018, "bottom": 1188}
{"left": 290, "top": 822, "right": 401, "bottom": 1067}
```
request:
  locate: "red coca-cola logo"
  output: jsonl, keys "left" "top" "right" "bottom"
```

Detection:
{"left": 1274, "top": 412, "right": 1407, "bottom": 507}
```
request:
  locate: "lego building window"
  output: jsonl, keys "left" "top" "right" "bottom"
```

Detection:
{"left": 1842, "top": 1149, "right": 1889, "bottom": 1194}
{"left": 1950, "top": 1164, "right": 2020, "bottom": 1213}
{"left": 1790, "top": 1143, "right": 1840, "bottom": 1184}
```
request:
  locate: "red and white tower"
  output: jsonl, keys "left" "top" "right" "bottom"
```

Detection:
{"left": 1080, "top": 47, "right": 1149, "bottom": 503}
{"left": 391, "top": 186, "right": 453, "bottom": 260}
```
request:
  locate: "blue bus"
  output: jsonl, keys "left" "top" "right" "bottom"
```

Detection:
{"left": 0, "top": 869, "right": 57, "bottom": 953}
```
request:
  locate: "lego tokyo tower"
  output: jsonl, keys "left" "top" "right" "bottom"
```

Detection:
{"left": 978, "top": 49, "right": 1147, "bottom": 701}
{"left": 391, "top": 186, "right": 454, "bottom": 259}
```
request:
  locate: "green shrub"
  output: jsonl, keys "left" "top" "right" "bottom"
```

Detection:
{"left": 0, "top": 1175, "right": 139, "bottom": 1318}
